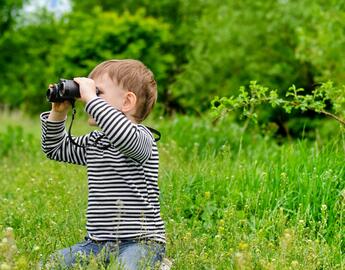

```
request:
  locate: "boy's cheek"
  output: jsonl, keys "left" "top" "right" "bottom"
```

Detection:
{"left": 88, "top": 117, "right": 97, "bottom": 126}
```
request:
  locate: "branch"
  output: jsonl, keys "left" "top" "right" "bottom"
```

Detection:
{"left": 319, "top": 110, "right": 345, "bottom": 126}
{"left": 211, "top": 82, "right": 345, "bottom": 128}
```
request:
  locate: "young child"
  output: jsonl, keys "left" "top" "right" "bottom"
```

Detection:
{"left": 40, "top": 59, "right": 166, "bottom": 269}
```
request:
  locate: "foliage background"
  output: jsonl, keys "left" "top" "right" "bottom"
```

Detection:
{"left": 0, "top": 0, "right": 344, "bottom": 269}
{"left": 2, "top": 0, "right": 345, "bottom": 120}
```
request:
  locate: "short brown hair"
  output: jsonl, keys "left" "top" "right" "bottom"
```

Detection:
{"left": 89, "top": 59, "right": 157, "bottom": 122}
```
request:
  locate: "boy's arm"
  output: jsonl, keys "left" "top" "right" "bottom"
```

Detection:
{"left": 85, "top": 97, "right": 154, "bottom": 164}
{"left": 41, "top": 111, "right": 90, "bottom": 166}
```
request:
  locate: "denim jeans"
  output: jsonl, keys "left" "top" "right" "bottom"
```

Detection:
{"left": 43, "top": 237, "right": 165, "bottom": 270}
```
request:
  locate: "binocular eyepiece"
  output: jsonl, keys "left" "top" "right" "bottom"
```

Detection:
{"left": 46, "top": 79, "right": 99, "bottom": 103}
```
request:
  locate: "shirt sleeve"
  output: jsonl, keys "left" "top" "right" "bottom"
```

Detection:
{"left": 40, "top": 111, "right": 91, "bottom": 166}
{"left": 85, "top": 97, "right": 154, "bottom": 164}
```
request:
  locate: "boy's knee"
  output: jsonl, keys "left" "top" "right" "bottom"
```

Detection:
{"left": 119, "top": 245, "right": 146, "bottom": 270}
{"left": 42, "top": 247, "right": 86, "bottom": 269}
{"left": 119, "top": 243, "right": 164, "bottom": 270}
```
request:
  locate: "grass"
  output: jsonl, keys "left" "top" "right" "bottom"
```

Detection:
{"left": 0, "top": 112, "right": 344, "bottom": 269}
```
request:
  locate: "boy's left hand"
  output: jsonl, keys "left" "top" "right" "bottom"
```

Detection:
{"left": 74, "top": 77, "right": 98, "bottom": 103}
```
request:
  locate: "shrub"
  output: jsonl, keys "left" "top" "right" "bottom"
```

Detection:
{"left": 0, "top": 9, "right": 174, "bottom": 113}
{"left": 170, "top": 0, "right": 345, "bottom": 113}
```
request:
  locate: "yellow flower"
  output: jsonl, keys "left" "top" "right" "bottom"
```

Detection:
{"left": 204, "top": 191, "right": 211, "bottom": 199}
{"left": 238, "top": 241, "right": 249, "bottom": 250}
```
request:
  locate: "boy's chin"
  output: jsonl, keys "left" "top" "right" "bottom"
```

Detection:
{"left": 88, "top": 118, "right": 97, "bottom": 126}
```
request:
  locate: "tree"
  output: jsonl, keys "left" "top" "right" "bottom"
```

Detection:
{"left": 0, "top": 8, "right": 175, "bottom": 113}
{"left": 0, "top": 0, "right": 25, "bottom": 35}
{"left": 169, "top": 0, "right": 345, "bottom": 113}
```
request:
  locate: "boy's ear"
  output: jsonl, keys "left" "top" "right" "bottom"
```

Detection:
{"left": 122, "top": 91, "right": 137, "bottom": 113}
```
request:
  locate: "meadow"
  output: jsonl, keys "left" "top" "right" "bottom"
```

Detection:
{"left": 0, "top": 111, "right": 344, "bottom": 269}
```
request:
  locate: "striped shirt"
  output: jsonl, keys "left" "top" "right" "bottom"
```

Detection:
{"left": 40, "top": 97, "right": 165, "bottom": 243}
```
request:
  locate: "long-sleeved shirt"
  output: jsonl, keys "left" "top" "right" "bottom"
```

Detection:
{"left": 40, "top": 97, "right": 165, "bottom": 243}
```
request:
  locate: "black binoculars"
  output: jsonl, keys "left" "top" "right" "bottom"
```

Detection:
{"left": 46, "top": 79, "right": 99, "bottom": 103}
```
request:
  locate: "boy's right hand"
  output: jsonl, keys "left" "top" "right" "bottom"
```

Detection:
{"left": 48, "top": 84, "right": 70, "bottom": 121}
{"left": 49, "top": 101, "right": 70, "bottom": 121}
{"left": 51, "top": 100, "right": 70, "bottom": 114}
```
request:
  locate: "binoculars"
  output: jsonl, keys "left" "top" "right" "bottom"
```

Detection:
{"left": 46, "top": 79, "right": 99, "bottom": 103}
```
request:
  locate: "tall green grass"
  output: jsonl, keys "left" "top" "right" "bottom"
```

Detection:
{"left": 0, "top": 113, "right": 344, "bottom": 269}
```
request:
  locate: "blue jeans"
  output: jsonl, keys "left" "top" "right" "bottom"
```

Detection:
{"left": 43, "top": 237, "right": 165, "bottom": 270}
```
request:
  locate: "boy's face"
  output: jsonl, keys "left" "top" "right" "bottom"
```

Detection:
{"left": 88, "top": 74, "right": 128, "bottom": 126}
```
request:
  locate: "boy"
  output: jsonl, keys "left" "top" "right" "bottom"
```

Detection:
{"left": 40, "top": 59, "right": 166, "bottom": 269}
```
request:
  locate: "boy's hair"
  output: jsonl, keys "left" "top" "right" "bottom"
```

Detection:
{"left": 89, "top": 59, "right": 157, "bottom": 122}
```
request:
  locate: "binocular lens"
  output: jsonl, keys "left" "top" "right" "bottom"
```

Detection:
{"left": 46, "top": 79, "right": 99, "bottom": 103}
{"left": 46, "top": 85, "right": 61, "bottom": 102}
{"left": 46, "top": 88, "right": 53, "bottom": 98}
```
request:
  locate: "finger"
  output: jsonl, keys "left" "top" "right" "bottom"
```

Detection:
{"left": 73, "top": 77, "right": 81, "bottom": 84}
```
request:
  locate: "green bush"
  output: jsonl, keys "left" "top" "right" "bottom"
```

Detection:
{"left": 170, "top": 0, "right": 345, "bottom": 112}
{"left": 2, "top": 0, "right": 345, "bottom": 131}
{"left": 51, "top": 8, "right": 173, "bottom": 89}
{"left": 0, "top": 8, "right": 174, "bottom": 113}
{"left": 0, "top": 13, "right": 62, "bottom": 112}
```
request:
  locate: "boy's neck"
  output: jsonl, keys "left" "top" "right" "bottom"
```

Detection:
{"left": 123, "top": 111, "right": 137, "bottom": 123}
